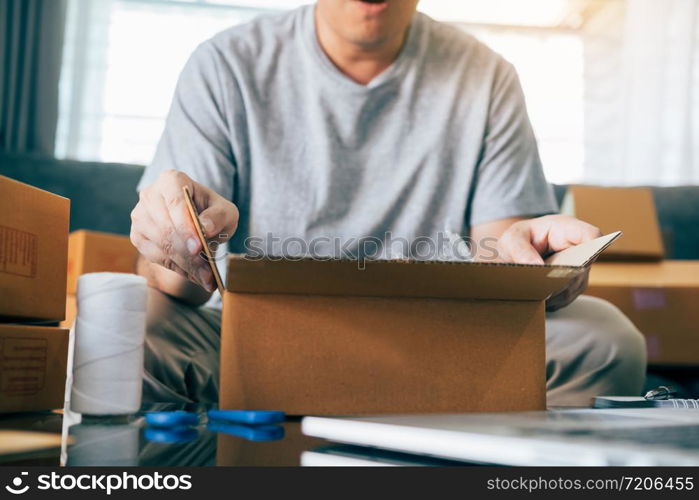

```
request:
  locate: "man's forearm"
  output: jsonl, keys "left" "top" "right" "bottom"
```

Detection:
{"left": 136, "top": 255, "right": 213, "bottom": 306}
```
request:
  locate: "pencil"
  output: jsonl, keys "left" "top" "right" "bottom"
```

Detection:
{"left": 182, "top": 186, "right": 225, "bottom": 294}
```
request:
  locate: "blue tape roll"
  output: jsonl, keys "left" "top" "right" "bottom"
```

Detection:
{"left": 207, "top": 409, "right": 285, "bottom": 425}
{"left": 144, "top": 427, "right": 199, "bottom": 444}
{"left": 206, "top": 421, "right": 285, "bottom": 442}
{"left": 145, "top": 411, "right": 199, "bottom": 428}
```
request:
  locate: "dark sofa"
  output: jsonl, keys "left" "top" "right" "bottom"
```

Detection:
{"left": 2, "top": 152, "right": 698, "bottom": 259}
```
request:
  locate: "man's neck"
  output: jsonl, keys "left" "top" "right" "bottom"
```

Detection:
{"left": 315, "top": 14, "right": 409, "bottom": 85}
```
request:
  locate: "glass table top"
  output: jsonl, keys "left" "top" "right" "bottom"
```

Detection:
{"left": 0, "top": 404, "right": 326, "bottom": 467}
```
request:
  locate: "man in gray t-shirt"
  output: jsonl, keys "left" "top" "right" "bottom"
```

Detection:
{"left": 131, "top": 1, "right": 646, "bottom": 406}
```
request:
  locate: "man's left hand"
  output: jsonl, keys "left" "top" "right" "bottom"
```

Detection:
{"left": 496, "top": 215, "right": 601, "bottom": 311}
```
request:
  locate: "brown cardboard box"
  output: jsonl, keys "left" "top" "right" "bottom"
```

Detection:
{"left": 562, "top": 186, "right": 664, "bottom": 261}
{"left": 0, "top": 176, "right": 70, "bottom": 321}
{"left": 587, "top": 261, "right": 699, "bottom": 366}
{"left": 0, "top": 324, "right": 69, "bottom": 413}
{"left": 219, "top": 244, "right": 607, "bottom": 415}
{"left": 67, "top": 230, "right": 139, "bottom": 294}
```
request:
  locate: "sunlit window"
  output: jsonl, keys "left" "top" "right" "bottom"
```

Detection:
{"left": 56, "top": 0, "right": 596, "bottom": 184}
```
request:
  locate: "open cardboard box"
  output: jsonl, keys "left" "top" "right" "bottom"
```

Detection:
{"left": 219, "top": 233, "right": 620, "bottom": 415}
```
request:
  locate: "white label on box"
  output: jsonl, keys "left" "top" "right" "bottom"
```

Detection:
{"left": 547, "top": 269, "right": 577, "bottom": 278}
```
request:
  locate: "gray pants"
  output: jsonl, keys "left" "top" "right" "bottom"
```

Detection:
{"left": 143, "top": 289, "right": 647, "bottom": 407}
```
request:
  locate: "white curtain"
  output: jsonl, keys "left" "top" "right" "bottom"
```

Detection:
{"left": 55, "top": 0, "right": 268, "bottom": 164}
{"left": 55, "top": 0, "right": 114, "bottom": 161}
{"left": 585, "top": 0, "right": 699, "bottom": 186}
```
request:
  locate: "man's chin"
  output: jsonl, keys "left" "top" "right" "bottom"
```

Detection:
{"left": 351, "top": 38, "right": 392, "bottom": 51}
{"left": 346, "top": 25, "right": 393, "bottom": 49}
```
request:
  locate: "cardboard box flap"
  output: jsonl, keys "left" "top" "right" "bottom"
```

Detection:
{"left": 545, "top": 231, "right": 622, "bottom": 267}
{"left": 226, "top": 256, "right": 585, "bottom": 301}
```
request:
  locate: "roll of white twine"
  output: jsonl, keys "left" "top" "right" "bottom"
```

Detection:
{"left": 71, "top": 273, "right": 148, "bottom": 415}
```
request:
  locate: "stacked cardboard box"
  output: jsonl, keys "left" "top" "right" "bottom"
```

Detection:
{"left": 60, "top": 230, "right": 139, "bottom": 328}
{"left": 561, "top": 186, "right": 665, "bottom": 261}
{"left": 0, "top": 175, "right": 70, "bottom": 412}
{"left": 0, "top": 324, "right": 69, "bottom": 413}
{"left": 587, "top": 261, "right": 699, "bottom": 365}
{"left": 563, "top": 186, "right": 699, "bottom": 365}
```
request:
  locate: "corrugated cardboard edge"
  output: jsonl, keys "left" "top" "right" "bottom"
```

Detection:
{"left": 225, "top": 256, "right": 587, "bottom": 302}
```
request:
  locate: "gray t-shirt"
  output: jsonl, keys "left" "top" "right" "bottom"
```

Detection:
{"left": 139, "top": 5, "right": 556, "bottom": 263}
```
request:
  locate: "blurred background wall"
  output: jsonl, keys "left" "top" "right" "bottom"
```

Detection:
{"left": 1, "top": 0, "right": 699, "bottom": 186}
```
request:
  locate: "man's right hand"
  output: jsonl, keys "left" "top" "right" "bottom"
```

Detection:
{"left": 130, "top": 170, "right": 239, "bottom": 293}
